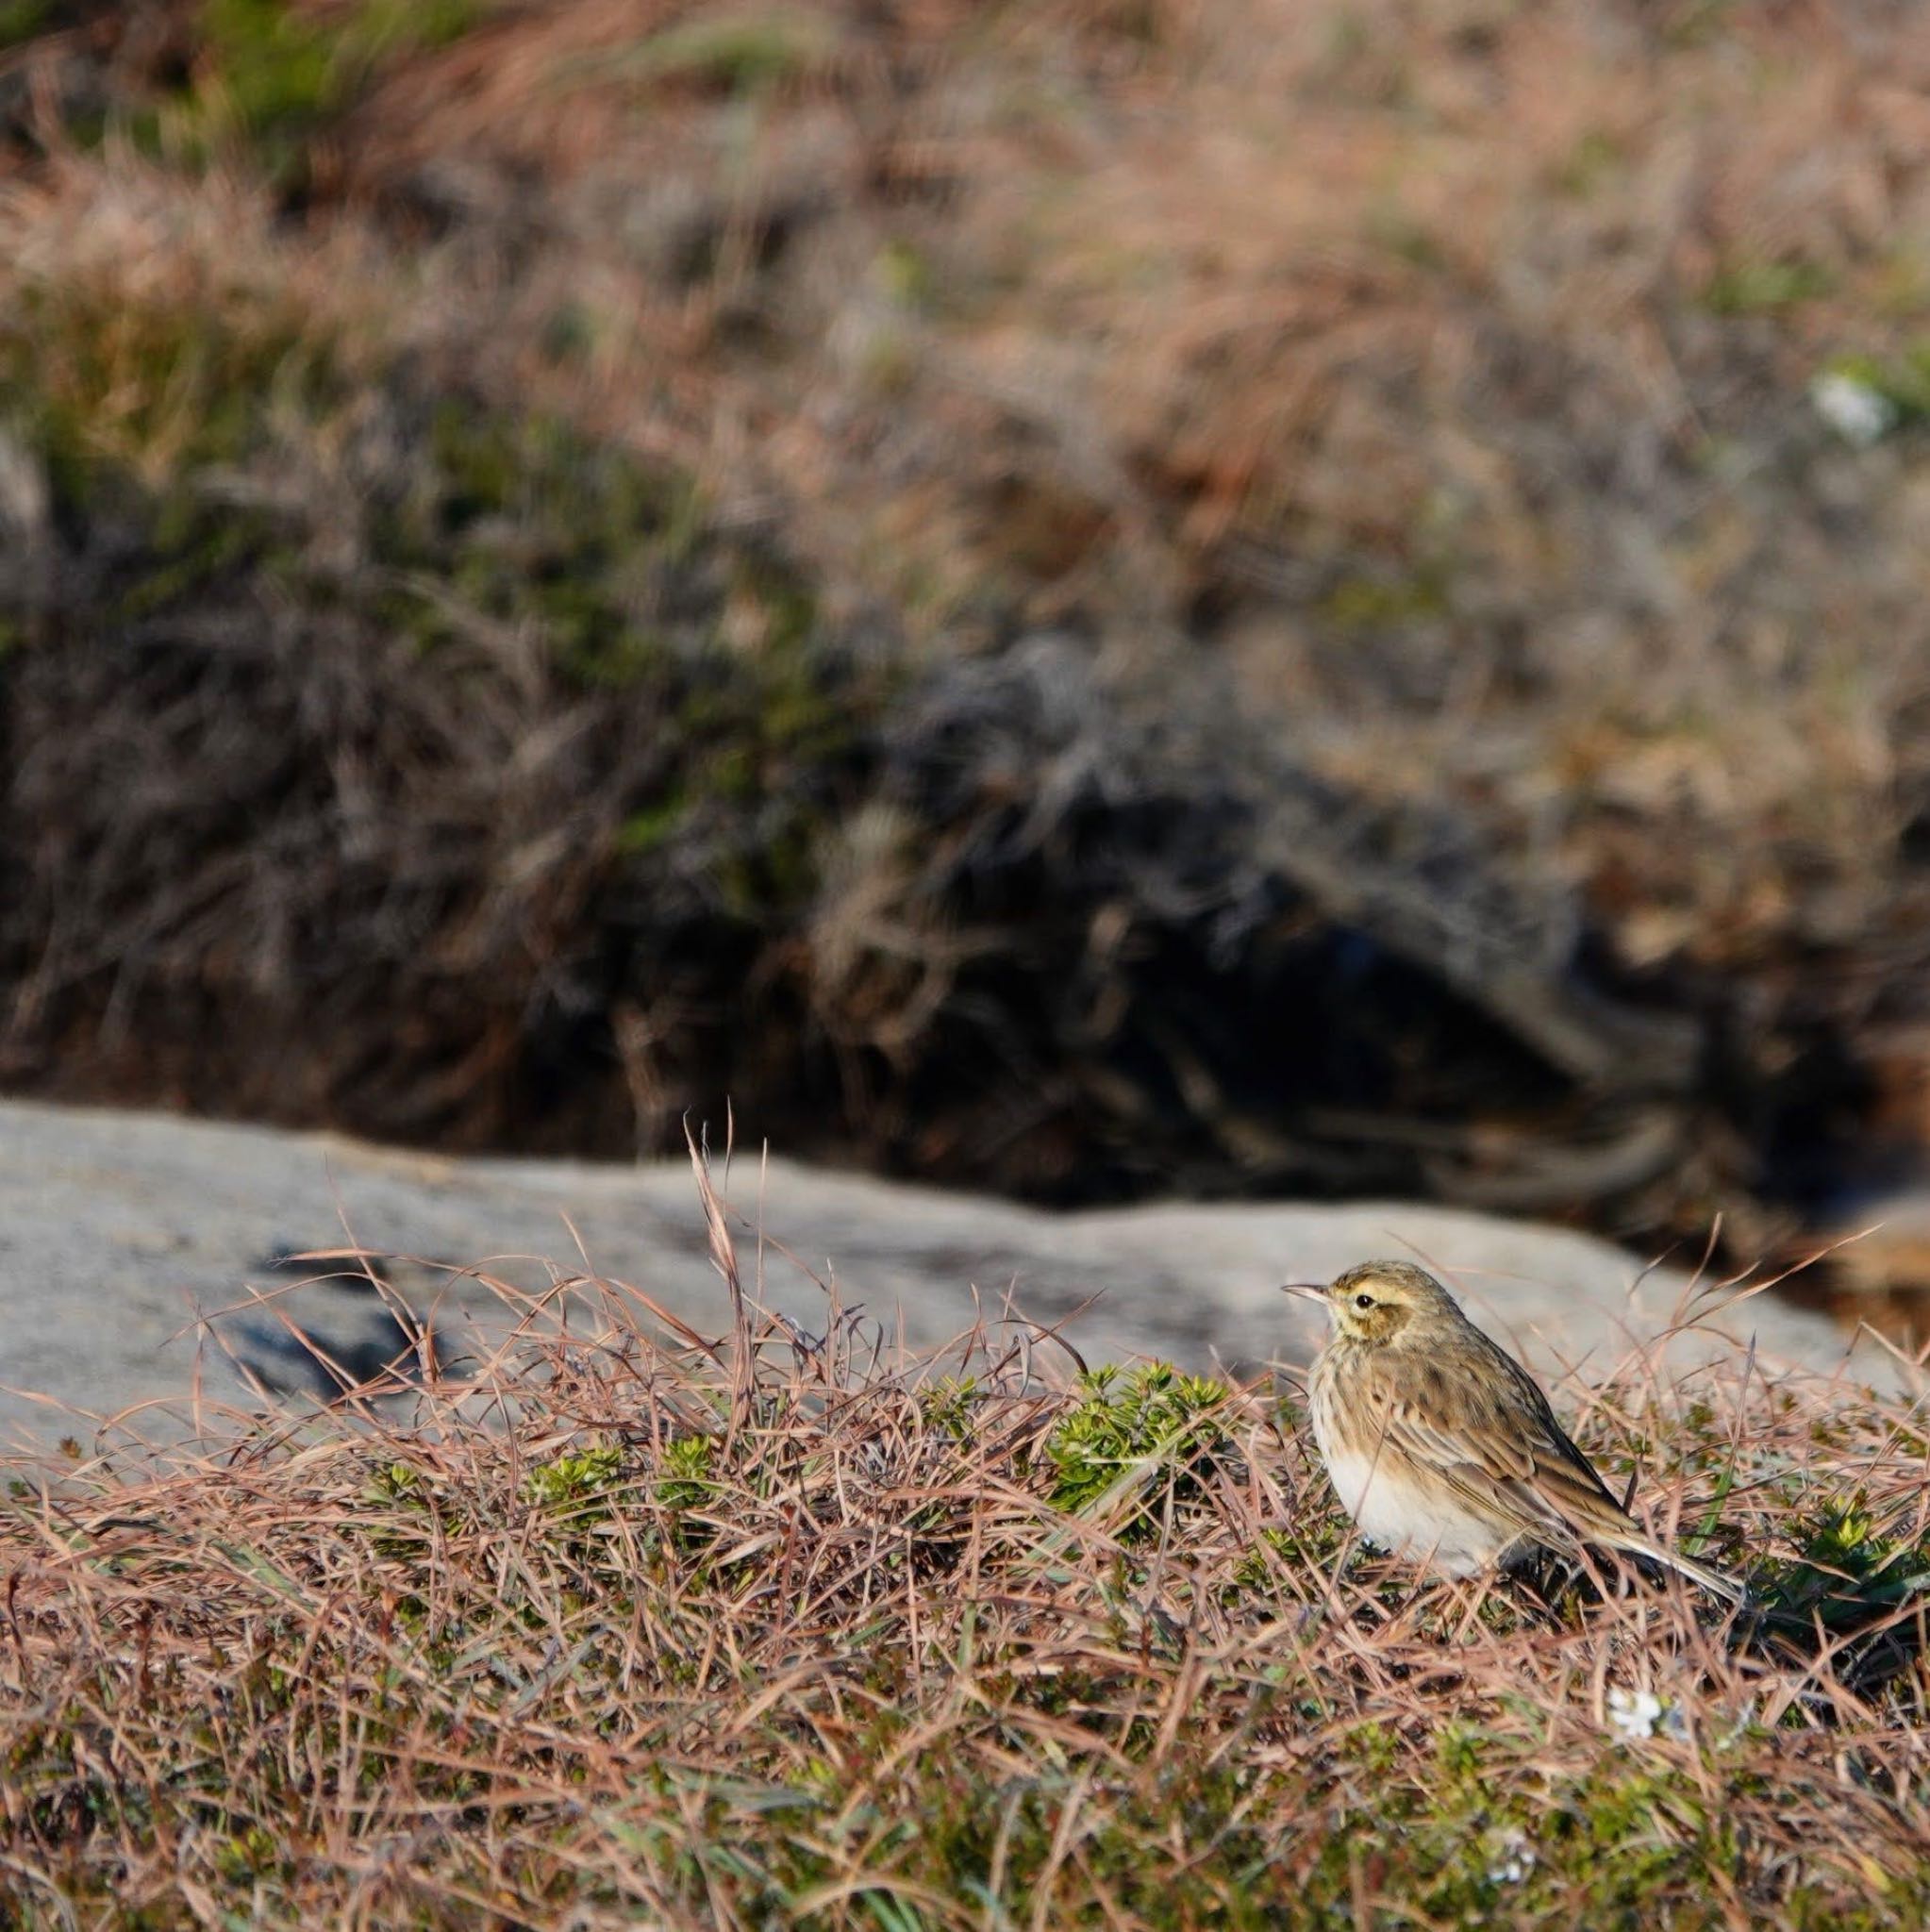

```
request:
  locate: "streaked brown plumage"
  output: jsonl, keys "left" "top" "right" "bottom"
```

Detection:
{"left": 1289, "top": 1260, "right": 1744, "bottom": 1604}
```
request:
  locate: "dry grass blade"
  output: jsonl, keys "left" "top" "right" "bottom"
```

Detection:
{"left": 686, "top": 1111, "right": 753, "bottom": 1447}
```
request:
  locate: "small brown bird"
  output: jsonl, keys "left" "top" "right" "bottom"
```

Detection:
{"left": 1287, "top": 1260, "right": 1745, "bottom": 1605}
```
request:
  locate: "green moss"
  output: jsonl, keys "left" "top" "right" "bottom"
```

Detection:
{"left": 212, "top": 1823, "right": 287, "bottom": 1884}
{"left": 202, "top": 0, "right": 339, "bottom": 143}
{"left": 1555, "top": 128, "right": 1625, "bottom": 198}
{"left": 0, "top": 0, "right": 54, "bottom": 46}
{"left": 873, "top": 240, "right": 936, "bottom": 312}
{"left": 376, "top": 397, "right": 692, "bottom": 690}
{"left": 1368, "top": 202, "right": 1446, "bottom": 274}
{"left": 158, "top": 0, "right": 477, "bottom": 185}
{"left": 616, "top": 792, "right": 691, "bottom": 856}
{"left": 366, "top": 1458, "right": 424, "bottom": 1506}
{"left": 1664, "top": 0, "right": 1739, "bottom": 50}
{"left": 1703, "top": 255, "right": 1836, "bottom": 316}
{"left": 742, "top": 1718, "right": 1856, "bottom": 1930}
{"left": 1319, "top": 567, "right": 1449, "bottom": 628}
{"left": 617, "top": 11, "right": 839, "bottom": 97}
{"left": 1240, "top": 1527, "right": 1302, "bottom": 1597}
{"left": 823, "top": 1746, "right": 1271, "bottom": 1930}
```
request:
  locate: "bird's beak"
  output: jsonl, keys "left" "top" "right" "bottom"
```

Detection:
{"left": 1278, "top": 1281, "right": 1327, "bottom": 1303}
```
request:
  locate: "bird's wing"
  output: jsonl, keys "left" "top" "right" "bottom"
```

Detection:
{"left": 1356, "top": 1331, "right": 1744, "bottom": 1602}
{"left": 1364, "top": 1336, "right": 1634, "bottom": 1548}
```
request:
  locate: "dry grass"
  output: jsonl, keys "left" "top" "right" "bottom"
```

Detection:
{"left": 4, "top": 1153, "right": 1930, "bottom": 1926}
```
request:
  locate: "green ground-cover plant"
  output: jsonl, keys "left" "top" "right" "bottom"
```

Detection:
{"left": 1043, "top": 1361, "right": 1234, "bottom": 1538}
{"left": 148, "top": 0, "right": 477, "bottom": 189}
{"left": 2, "top": 1158, "right": 1928, "bottom": 1926}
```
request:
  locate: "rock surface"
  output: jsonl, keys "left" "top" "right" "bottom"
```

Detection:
{"left": 0, "top": 1099, "right": 1896, "bottom": 1448}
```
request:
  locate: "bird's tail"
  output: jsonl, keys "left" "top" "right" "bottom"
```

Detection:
{"left": 1617, "top": 1536, "right": 1750, "bottom": 1608}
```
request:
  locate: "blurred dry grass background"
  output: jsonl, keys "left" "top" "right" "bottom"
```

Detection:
{"left": 6, "top": 1, "right": 1930, "bottom": 1254}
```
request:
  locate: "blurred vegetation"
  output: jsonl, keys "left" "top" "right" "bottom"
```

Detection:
{"left": 5, "top": 1, "right": 1930, "bottom": 1253}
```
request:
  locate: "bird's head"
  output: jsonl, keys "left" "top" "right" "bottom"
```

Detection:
{"left": 1281, "top": 1259, "right": 1463, "bottom": 1347}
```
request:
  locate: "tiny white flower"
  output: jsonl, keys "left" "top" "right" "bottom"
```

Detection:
{"left": 1607, "top": 1687, "right": 1666, "bottom": 1741}
{"left": 1488, "top": 1826, "right": 1537, "bottom": 1884}
{"left": 1811, "top": 370, "right": 1897, "bottom": 446}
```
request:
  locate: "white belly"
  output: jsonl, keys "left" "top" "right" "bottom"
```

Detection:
{"left": 1319, "top": 1446, "right": 1518, "bottom": 1579}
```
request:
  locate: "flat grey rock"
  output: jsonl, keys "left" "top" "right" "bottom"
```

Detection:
{"left": 0, "top": 1099, "right": 1895, "bottom": 1449}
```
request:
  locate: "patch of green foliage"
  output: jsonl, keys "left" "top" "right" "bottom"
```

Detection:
{"left": 1704, "top": 254, "right": 1837, "bottom": 316}
{"left": 378, "top": 394, "right": 702, "bottom": 690}
{"left": 656, "top": 1433, "right": 716, "bottom": 1515}
{"left": 1230, "top": 1521, "right": 1355, "bottom": 1600}
{"left": 524, "top": 1441, "right": 624, "bottom": 1523}
{"left": 141, "top": 0, "right": 477, "bottom": 188}
{"left": 919, "top": 1375, "right": 979, "bottom": 1441}
{"left": 1043, "top": 1362, "right": 1233, "bottom": 1537}
{"left": 213, "top": 1823, "right": 289, "bottom": 1887}
{"left": 1662, "top": 0, "right": 1740, "bottom": 50}
{"left": 1757, "top": 1492, "right": 1930, "bottom": 1628}
{"left": 360, "top": 1456, "right": 448, "bottom": 1567}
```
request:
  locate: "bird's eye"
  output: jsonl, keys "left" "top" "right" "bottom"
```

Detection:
{"left": 1353, "top": 1292, "right": 1374, "bottom": 1310}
